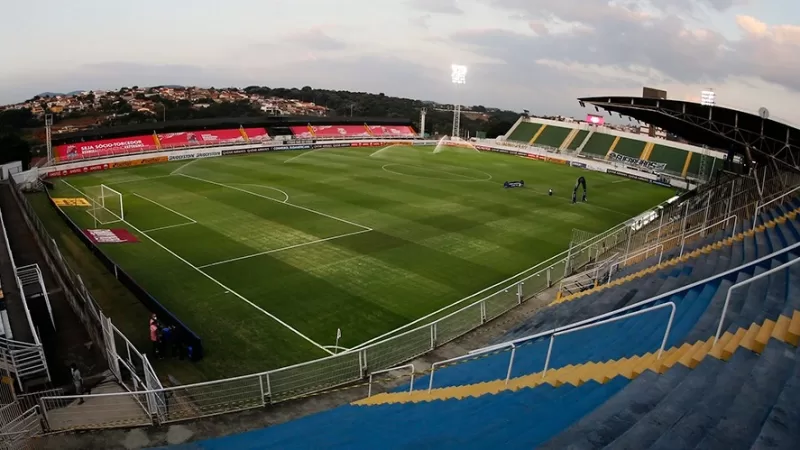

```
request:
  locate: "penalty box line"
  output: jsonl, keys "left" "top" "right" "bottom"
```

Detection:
{"left": 198, "top": 229, "right": 371, "bottom": 269}
{"left": 178, "top": 173, "right": 373, "bottom": 232}
{"left": 60, "top": 179, "right": 335, "bottom": 356}
{"left": 130, "top": 192, "right": 198, "bottom": 233}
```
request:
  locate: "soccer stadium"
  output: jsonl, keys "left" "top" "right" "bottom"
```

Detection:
{"left": 1, "top": 92, "right": 800, "bottom": 450}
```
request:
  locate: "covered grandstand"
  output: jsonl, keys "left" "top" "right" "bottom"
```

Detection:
{"left": 502, "top": 114, "right": 731, "bottom": 181}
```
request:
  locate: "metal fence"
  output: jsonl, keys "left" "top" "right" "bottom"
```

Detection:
{"left": 11, "top": 159, "right": 800, "bottom": 431}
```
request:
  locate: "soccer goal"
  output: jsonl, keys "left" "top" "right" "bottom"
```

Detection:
{"left": 86, "top": 184, "right": 125, "bottom": 225}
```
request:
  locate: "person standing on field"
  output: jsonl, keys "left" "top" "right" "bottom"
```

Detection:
{"left": 150, "top": 320, "right": 159, "bottom": 357}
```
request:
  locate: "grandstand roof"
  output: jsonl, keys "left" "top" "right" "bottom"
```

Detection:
{"left": 52, "top": 115, "right": 413, "bottom": 145}
{"left": 579, "top": 96, "right": 800, "bottom": 173}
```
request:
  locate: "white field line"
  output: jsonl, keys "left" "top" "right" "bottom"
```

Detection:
{"left": 283, "top": 147, "right": 332, "bottom": 164}
{"left": 179, "top": 173, "right": 372, "bottom": 231}
{"left": 61, "top": 179, "right": 334, "bottom": 356}
{"left": 198, "top": 229, "right": 371, "bottom": 269}
{"left": 611, "top": 179, "right": 630, "bottom": 184}
{"left": 170, "top": 158, "right": 201, "bottom": 175}
{"left": 141, "top": 222, "right": 196, "bottom": 233}
{"left": 131, "top": 193, "right": 198, "bottom": 224}
{"left": 105, "top": 175, "right": 174, "bottom": 186}
{"left": 226, "top": 183, "right": 290, "bottom": 203}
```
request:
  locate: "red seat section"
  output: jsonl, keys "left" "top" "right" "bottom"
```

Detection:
{"left": 367, "top": 125, "right": 416, "bottom": 137}
{"left": 55, "top": 135, "right": 158, "bottom": 161}
{"left": 245, "top": 128, "right": 271, "bottom": 142}
{"left": 157, "top": 128, "right": 266, "bottom": 148}
{"left": 290, "top": 125, "right": 372, "bottom": 138}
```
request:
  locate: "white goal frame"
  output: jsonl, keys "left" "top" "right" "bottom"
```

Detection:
{"left": 88, "top": 184, "right": 125, "bottom": 225}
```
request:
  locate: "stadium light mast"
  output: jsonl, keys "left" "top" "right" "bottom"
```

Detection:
{"left": 45, "top": 114, "right": 53, "bottom": 163}
{"left": 451, "top": 64, "right": 467, "bottom": 139}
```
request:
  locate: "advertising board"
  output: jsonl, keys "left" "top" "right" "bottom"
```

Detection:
{"left": 158, "top": 129, "right": 267, "bottom": 147}
{"left": 167, "top": 150, "right": 222, "bottom": 161}
{"left": 55, "top": 135, "right": 158, "bottom": 161}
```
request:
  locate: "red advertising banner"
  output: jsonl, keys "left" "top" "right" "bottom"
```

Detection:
{"left": 83, "top": 229, "right": 139, "bottom": 244}
{"left": 290, "top": 125, "right": 372, "bottom": 138}
{"left": 244, "top": 128, "right": 270, "bottom": 141}
{"left": 46, "top": 162, "right": 112, "bottom": 178}
{"left": 367, "top": 125, "right": 416, "bottom": 137}
{"left": 157, "top": 128, "right": 254, "bottom": 148}
{"left": 55, "top": 135, "right": 158, "bottom": 161}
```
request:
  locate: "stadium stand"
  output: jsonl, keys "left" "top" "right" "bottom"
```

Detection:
{"left": 531, "top": 124, "right": 572, "bottom": 148}
{"left": 580, "top": 132, "right": 616, "bottom": 157}
{"left": 288, "top": 124, "right": 415, "bottom": 139}
{"left": 649, "top": 144, "right": 689, "bottom": 174}
{"left": 366, "top": 125, "right": 416, "bottom": 137}
{"left": 506, "top": 121, "right": 542, "bottom": 143}
{"left": 564, "top": 129, "right": 589, "bottom": 151}
{"left": 611, "top": 137, "right": 646, "bottom": 158}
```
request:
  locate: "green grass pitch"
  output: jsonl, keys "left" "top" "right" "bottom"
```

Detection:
{"left": 47, "top": 145, "right": 673, "bottom": 379}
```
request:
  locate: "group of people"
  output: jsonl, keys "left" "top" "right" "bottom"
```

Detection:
{"left": 149, "top": 314, "right": 180, "bottom": 359}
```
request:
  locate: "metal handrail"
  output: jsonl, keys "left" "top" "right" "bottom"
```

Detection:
{"left": 752, "top": 185, "right": 800, "bottom": 230}
{"left": 679, "top": 215, "right": 737, "bottom": 257}
{"left": 367, "top": 364, "right": 415, "bottom": 397}
{"left": 613, "top": 242, "right": 664, "bottom": 271}
{"left": 542, "top": 301, "right": 676, "bottom": 379}
{"left": 475, "top": 239, "right": 800, "bottom": 356}
{"left": 715, "top": 255, "right": 800, "bottom": 343}
{"left": 430, "top": 301, "right": 675, "bottom": 391}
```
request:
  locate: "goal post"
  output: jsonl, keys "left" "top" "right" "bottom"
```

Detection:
{"left": 100, "top": 184, "right": 124, "bottom": 221}
{"left": 86, "top": 184, "right": 125, "bottom": 225}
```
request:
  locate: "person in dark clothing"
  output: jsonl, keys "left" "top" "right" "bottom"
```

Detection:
{"left": 160, "top": 324, "right": 172, "bottom": 358}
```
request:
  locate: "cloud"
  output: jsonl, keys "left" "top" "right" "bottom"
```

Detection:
{"left": 406, "top": 0, "right": 464, "bottom": 14}
{"left": 456, "top": 1, "right": 800, "bottom": 96}
{"left": 284, "top": 28, "right": 348, "bottom": 51}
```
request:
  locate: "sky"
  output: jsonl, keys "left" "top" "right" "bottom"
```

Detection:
{"left": 1, "top": 0, "right": 799, "bottom": 123}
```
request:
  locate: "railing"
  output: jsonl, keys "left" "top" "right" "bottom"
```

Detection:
{"left": 8, "top": 179, "right": 157, "bottom": 399}
{"left": 541, "top": 301, "right": 676, "bottom": 378}
{"left": 679, "top": 215, "right": 737, "bottom": 257}
{"left": 367, "top": 364, "right": 415, "bottom": 397}
{"left": 16, "top": 264, "right": 55, "bottom": 329}
{"left": 558, "top": 252, "right": 619, "bottom": 297}
{"left": 0, "top": 203, "right": 50, "bottom": 390}
{"left": 0, "top": 406, "right": 41, "bottom": 449}
{"left": 715, "top": 255, "right": 800, "bottom": 343}
{"left": 612, "top": 243, "right": 664, "bottom": 276}
{"left": 475, "top": 239, "right": 800, "bottom": 358}
{"left": 752, "top": 185, "right": 800, "bottom": 229}
{"left": 427, "top": 301, "right": 675, "bottom": 392}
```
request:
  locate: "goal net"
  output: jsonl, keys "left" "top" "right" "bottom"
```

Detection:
{"left": 86, "top": 184, "right": 125, "bottom": 225}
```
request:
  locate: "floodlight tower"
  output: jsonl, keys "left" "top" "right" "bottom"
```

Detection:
{"left": 451, "top": 64, "right": 467, "bottom": 139}
{"left": 45, "top": 114, "right": 54, "bottom": 162}
{"left": 420, "top": 107, "right": 427, "bottom": 137}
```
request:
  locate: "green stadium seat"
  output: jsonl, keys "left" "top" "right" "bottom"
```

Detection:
{"left": 507, "top": 122, "right": 542, "bottom": 143}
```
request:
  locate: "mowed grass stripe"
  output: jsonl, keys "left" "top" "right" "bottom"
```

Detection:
{"left": 116, "top": 176, "right": 363, "bottom": 266}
